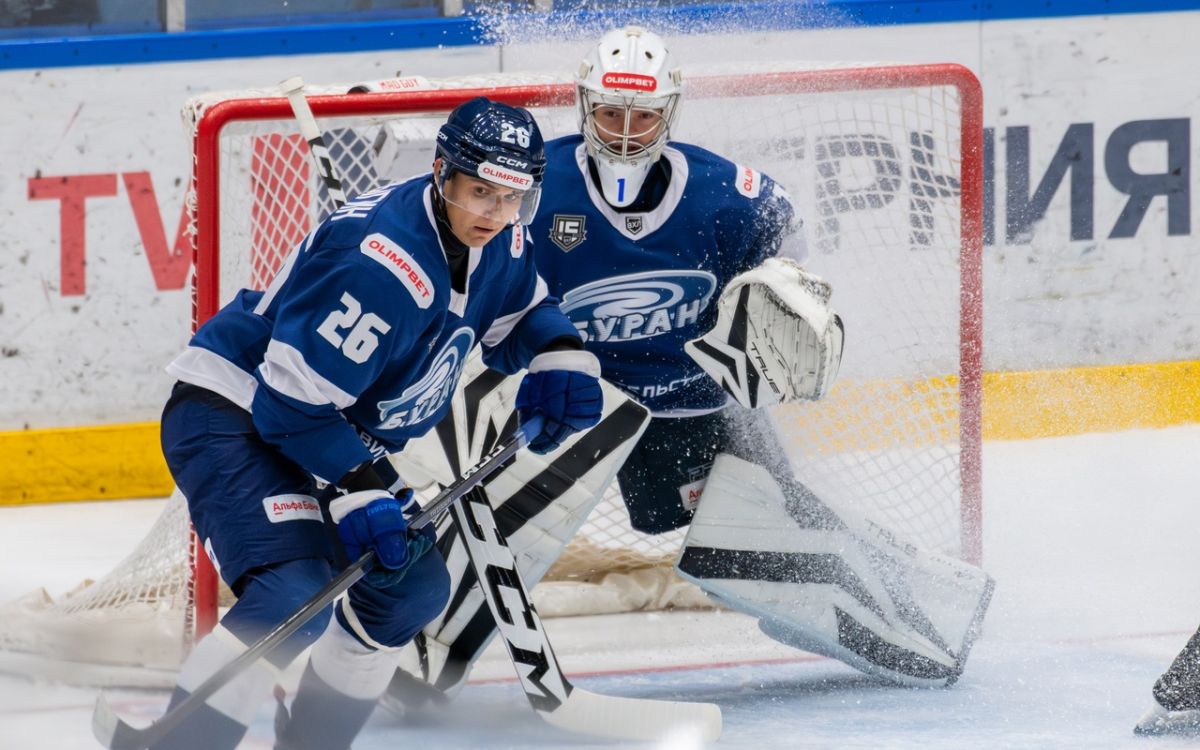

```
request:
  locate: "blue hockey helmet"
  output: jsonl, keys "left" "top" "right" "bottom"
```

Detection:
{"left": 435, "top": 97, "right": 546, "bottom": 226}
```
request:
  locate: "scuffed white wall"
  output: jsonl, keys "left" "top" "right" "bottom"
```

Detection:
{"left": 2, "top": 11, "right": 1198, "bottom": 429}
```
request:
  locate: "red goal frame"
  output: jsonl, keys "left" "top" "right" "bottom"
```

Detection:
{"left": 188, "top": 64, "right": 984, "bottom": 639}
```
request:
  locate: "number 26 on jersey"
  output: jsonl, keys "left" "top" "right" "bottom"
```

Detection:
{"left": 317, "top": 292, "right": 391, "bottom": 364}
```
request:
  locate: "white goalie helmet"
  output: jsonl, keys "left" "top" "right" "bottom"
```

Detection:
{"left": 575, "top": 25, "right": 683, "bottom": 207}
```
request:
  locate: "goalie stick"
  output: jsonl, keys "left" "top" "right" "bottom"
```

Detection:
{"left": 280, "top": 75, "right": 348, "bottom": 207}
{"left": 92, "top": 423, "right": 535, "bottom": 750}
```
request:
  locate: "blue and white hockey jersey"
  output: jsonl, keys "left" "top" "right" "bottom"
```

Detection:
{"left": 167, "top": 175, "right": 577, "bottom": 484}
{"left": 529, "top": 135, "right": 796, "bottom": 415}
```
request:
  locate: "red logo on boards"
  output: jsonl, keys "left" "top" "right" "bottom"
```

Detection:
{"left": 375, "top": 77, "right": 428, "bottom": 90}
{"left": 601, "top": 72, "right": 658, "bottom": 92}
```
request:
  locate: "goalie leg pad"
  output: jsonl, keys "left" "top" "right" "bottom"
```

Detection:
{"left": 384, "top": 352, "right": 650, "bottom": 708}
{"left": 676, "top": 453, "right": 994, "bottom": 687}
{"left": 684, "top": 257, "right": 844, "bottom": 409}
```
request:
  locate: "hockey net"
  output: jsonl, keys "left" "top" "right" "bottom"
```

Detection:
{"left": 0, "top": 62, "right": 982, "bottom": 686}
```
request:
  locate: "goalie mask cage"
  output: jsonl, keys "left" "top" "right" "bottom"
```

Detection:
{"left": 0, "top": 62, "right": 982, "bottom": 686}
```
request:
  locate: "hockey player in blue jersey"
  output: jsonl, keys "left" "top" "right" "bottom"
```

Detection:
{"left": 384, "top": 26, "right": 993, "bottom": 711}
{"left": 149, "top": 97, "right": 602, "bottom": 750}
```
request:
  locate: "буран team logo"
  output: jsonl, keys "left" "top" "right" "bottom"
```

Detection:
{"left": 376, "top": 327, "right": 475, "bottom": 430}
{"left": 560, "top": 270, "right": 717, "bottom": 343}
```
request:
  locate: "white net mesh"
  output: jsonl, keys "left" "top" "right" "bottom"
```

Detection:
{"left": 0, "top": 63, "right": 980, "bottom": 682}
{"left": 0, "top": 490, "right": 194, "bottom": 686}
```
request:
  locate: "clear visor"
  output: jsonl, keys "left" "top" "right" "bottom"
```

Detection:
{"left": 580, "top": 90, "right": 678, "bottom": 163}
{"left": 436, "top": 166, "right": 541, "bottom": 227}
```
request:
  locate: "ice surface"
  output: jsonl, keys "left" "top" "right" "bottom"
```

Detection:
{"left": 2, "top": 426, "right": 1200, "bottom": 749}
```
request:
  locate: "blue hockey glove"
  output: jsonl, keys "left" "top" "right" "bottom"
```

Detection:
{"left": 515, "top": 349, "right": 603, "bottom": 455}
{"left": 329, "top": 488, "right": 433, "bottom": 587}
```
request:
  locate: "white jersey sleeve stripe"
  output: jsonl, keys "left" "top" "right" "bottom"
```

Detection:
{"left": 165, "top": 345, "right": 259, "bottom": 411}
{"left": 481, "top": 275, "right": 550, "bottom": 348}
{"left": 258, "top": 339, "right": 357, "bottom": 409}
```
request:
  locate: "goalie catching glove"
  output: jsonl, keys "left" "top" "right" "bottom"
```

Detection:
{"left": 685, "top": 257, "right": 844, "bottom": 409}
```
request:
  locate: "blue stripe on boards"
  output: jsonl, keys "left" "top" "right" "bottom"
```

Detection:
{"left": 0, "top": 16, "right": 482, "bottom": 70}
{"left": 1, "top": 0, "right": 1199, "bottom": 70}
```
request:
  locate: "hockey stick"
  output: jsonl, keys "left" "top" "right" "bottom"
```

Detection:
{"left": 452, "top": 490, "right": 723, "bottom": 742}
{"left": 92, "top": 427, "right": 534, "bottom": 750}
{"left": 280, "top": 75, "right": 349, "bottom": 207}
{"left": 285, "top": 77, "right": 719, "bottom": 741}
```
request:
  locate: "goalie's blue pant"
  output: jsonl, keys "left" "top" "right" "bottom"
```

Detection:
{"left": 616, "top": 410, "right": 729, "bottom": 533}
{"left": 617, "top": 406, "right": 792, "bottom": 534}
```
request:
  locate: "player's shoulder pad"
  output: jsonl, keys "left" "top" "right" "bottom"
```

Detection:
{"left": 356, "top": 231, "right": 437, "bottom": 310}
{"left": 315, "top": 178, "right": 442, "bottom": 310}
{"left": 327, "top": 181, "right": 407, "bottom": 227}
{"left": 542, "top": 135, "right": 585, "bottom": 183}
{"left": 671, "top": 142, "right": 771, "bottom": 202}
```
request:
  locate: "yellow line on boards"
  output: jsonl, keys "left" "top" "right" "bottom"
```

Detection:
{"left": 0, "top": 421, "right": 171, "bottom": 506}
{"left": 2, "top": 360, "right": 1198, "bottom": 506}
{"left": 983, "top": 360, "right": 1200, "bottom": 441}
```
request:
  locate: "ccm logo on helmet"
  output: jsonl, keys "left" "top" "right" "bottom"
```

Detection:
{"left": 494, "top": 154, "right": 530, "bottom": 170}
{"left": 601, "top": 72, "right": 658, "bottom": 92}
{"left": 478, "top": 162, "right": 533, "bottom": 189}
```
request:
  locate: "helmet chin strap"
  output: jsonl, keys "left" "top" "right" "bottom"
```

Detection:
{"left": 593, "top": 155, "right": 654, "bottom": 208}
